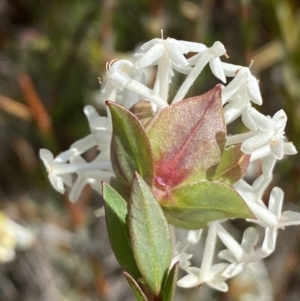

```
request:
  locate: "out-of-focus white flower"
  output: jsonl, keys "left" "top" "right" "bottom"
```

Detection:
{"left": 217, "top": 225, "right": 267, "bottom": 278}
{"left": 68, "top": 154, "right": 114, "bottom": 203}
{"left": 241, "top": 186, "right": 300, "bottom": 254}
{"left": 40, "top": 149, "right": 75, "bottom": 193}
{"left": 221, "top": 64, "right": 262, "bottom": 105}
{"left": 71, "top": 105, "right": 112, "bottom": 156}
{"left": 234, "top": 174, "right": 272, "bottom": 207}
{"left": 178, "top": 263, "right": 229, "bottom": 292}
{"left": 171, "top": 229, "right": 203, "bottom": 270}
{"left": 40, "top": 149, "right": 112, "bottom": 195}
{"left": 178, "top": 222, "right": 229, "bottom": 292}
{"left": 0, "top": 212, "right": 34, "bottom": 263}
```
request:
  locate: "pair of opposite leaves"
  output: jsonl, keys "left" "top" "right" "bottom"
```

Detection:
{"left": 107, "top": 85, "right": 254, "bottom": 229}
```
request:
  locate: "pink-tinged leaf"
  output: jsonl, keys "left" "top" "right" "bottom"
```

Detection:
{"left": 209, "top": 145, "right": 250, "bottom": 184}
{"left": 146, "top": 85, "right": 226, "bottom": 196}
{"left": 107, "top": 101, "right": 154, "bottom": 186}
{"left": 158, "top": 180, "right": 254, "bottom": 229}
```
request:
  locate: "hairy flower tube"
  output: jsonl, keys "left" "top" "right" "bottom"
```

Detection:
{"left": 40, "top": 35, "right": 299, "bottom": 299}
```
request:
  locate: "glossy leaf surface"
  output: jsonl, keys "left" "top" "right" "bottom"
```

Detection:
{"left": 129, "top": 172, "right": 172, "bottom": 295}
{"left": 160, "top": 180, "right": 254, "bottom": 229}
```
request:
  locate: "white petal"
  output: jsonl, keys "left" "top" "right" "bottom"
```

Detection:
{"left": 135, "top": 44, "right": 165, "bottom": 69}
{"left": 246, "top": 75, "right": 262, "bottom": 105}
{"left": 270, "top": 138, "right": 284, "bottom": 159}
{"left": 89, "top": 116, "right": 110, "bottom": 131}
{"left": 262, "top": 227, "right": 277, "bottom": 254}
{"left": 84, "top": 105, "right": 99, "bottom": 124}
{"left": 49, "top": 175, "right": 65, "bottom": 194}
{"left": 218, "top": 249, "right": 236, "bottom": 263}
{"left": 71, "top": 135, "right": 97, "bottom": 154}
{"left": 284, "top": 142, "right": 297, "bottom": 155}
{"left": 221, "top": 62, "right": 242, "bottom": 77}
{"left": 61, "top": 174, "right": 73, "bottom": 187}
{"left": 262, "top": 155, "right": 277, "bottom": 177}
{"left": 279, "top": 211, "right": 300, "bottom": 227}
{"left": 241, "top": 132, "right": 274, "bottom": 154}
{"left": 221, "top": 73, "right": 247, "bottom": 104}
{"left": 166, "top": 45, "right": 190, "bottom": 67}
{"left": 178, "top": 40, "right": 207, "bottom": 52}
{"left": 207, "top": 280, "right": 228, "bottom": 292}
{"left": 209, "top": 57, "right": 226, "bottom": 83}
{"left": 222, "top": 263, "right": 245, "bottom": 278}
{"left": 241, "top": 227, "right": 259, "bottom": 253}
{"left": 69, "top": 176, "right": 87, "bottom": 202}
{"left": 252, "top": 174, "right": 272, "bottom": 199}
{"left": 272, "top": 109, "right": 287, "bottom": 122}
{"left": 39, "top": 149, "right": 53, "bottom": 171}
{"left": 210, "top": 41, "right": 226, "bottom": 58}
{"left": 185, "top": 266, "right": 201, "bottom": 275}
{"left": 268, "top": 187, "right": 284, "bottom": 217}
{"left": 54, "top": 149, "right": 76, "bottom": 163}
{"left": 177, "top": 274, "right": 200, "bottom": 288}
{"left": 247, "top": 108, "right": 274, "bottom": 130}
{"left": 242, "top": 107, "right": 258, "bottom": 130}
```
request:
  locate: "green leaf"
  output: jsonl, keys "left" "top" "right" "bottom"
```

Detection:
{"left": 107, "top": 101, "right": 154, "bottom": 186}
{"left": 103, "top": 183, "right": 140, "bottom": 278}
{"left": 161, "top": 262, "right": 180, "bottom": 301}
{"left": 124, "top": 272, "right": 147, "bottom": 301}
{"left": 129, "top": 172, "right": 172, "bottom": 295}
{"left": 147, "top": 85, "right": 226, "bottom": 194}
{"left": 209, "top": 144, "right": 250, "bottom": 184}
{"left": 161, "top": 180, "right": 254, "bottom": 229}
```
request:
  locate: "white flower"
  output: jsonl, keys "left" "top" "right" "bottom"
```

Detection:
{"left": 241, "top": 186, "right": 300, "bottom": 254}
{"left": 68, "top": 154, "right": 114, "bottom": 203}
{"left": 70, "top": 105, "right": 112, "bottom": 156}
{"left": 40, "top": 148, "right": 112, "bottom": 195}
{"left": 241, "top": 108, "right": 287, "bottom": 158}
{"left": 221, "top": 64, "right": 262, "bottom": 105}
{"left": 177, "top": 263, "right": 229, "bottom": 292}
{"left": 103, "top": 59, "right": 166, "bottom": 110}
{"left": 223, "top": 89, "right": 251, "bottom": 124}
{"left": 171, "top": 230, "right": 202, "bottom": 270}
{"left": 135, "top": 37, "right": 204, "bottom": 102}
{"left": 177, "top": 222, "right": 229, "bottom": 292}
{"left": 217, "top": 225, "right": 267, "bottom": 278}
{"left": 40, "top": 149, "right": 75, "bottom": 193}
{"left": 173, "top": 41, "right": 227, "bottom": 103}
{"left": 234, "top": 174, "right": 272, "bottom": 207}
{"left": 135, "top": 37, "right": 202, "bottom": 71}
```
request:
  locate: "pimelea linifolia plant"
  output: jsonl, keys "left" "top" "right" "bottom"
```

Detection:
{"left": 40, "top": 33, "right": 299, "bottom": 300}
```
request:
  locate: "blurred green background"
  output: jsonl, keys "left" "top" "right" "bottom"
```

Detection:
{"left": 0, "top": 0, "right": 300, "bottom": 300}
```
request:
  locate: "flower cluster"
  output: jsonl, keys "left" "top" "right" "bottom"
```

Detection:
{"left": 40, "top": 34, "right": 299, "bottom": 294}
